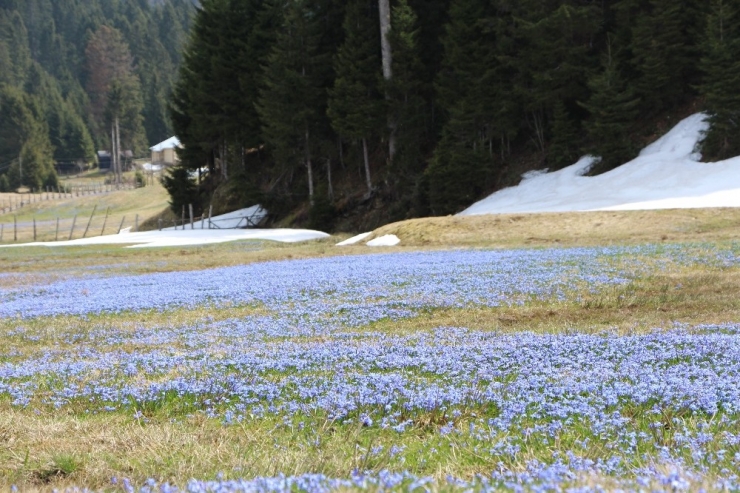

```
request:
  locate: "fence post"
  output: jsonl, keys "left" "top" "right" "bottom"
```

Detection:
{"left": 33, "top": 217, "right": 36, "bottom": 242}
{"left": 208, "top": 205, "right": 213, "bottom": 229}
{"left": 189, "top": 204, "right": 194, "bottom": 229}
{"left": 100, "top": 207, "right": 110, "bottom": 236}
{"left": 118, "top": 216, "right": 126, "bottom": 234}
{"left": 55, "top": 217, "right": 59, "bottom": 241}
{"left": 135, "top": 214, "right": 139, "bottom": 233}
{"left": 158, "top": 218, "right": 162, "bottom": 231}
{"left": 68, "top": 214, "right": 78, "bottom": 240}
{"left": 13, "top": 215, "right": 16, "bottom": 241}
{"left": 0, "top": 223, "right": 3, "bottom": 242}
{"left": 82, "top": 205, "right": 97, "bottom": 238}
{"left": 181, "top": 205, "right": 185, "bottom": 231}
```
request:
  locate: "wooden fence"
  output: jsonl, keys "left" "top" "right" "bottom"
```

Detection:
{"left": 0, "top": 182, "right": 136, "bottom": 215}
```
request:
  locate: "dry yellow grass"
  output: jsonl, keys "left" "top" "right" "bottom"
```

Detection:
{"left": 367, "top": 208, "right": 740, "bottom": 248}
{"left": 365, "top": 266, "right": 740, "bottom": 336}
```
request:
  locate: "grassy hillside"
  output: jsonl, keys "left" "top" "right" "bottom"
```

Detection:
{"left": 0, "top": 172, "right": 169, "bottom": 244}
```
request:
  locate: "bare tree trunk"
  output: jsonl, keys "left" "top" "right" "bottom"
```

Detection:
{"left": 305, "top": 128, "right": 314, "bottom": 204}
{"left": 326, "top": 158, "right": 334, "bottom": 201}
{"left": 362, "top": 137, "right": 372, "bottom": 193}
{"left": 338, "top": 137, "right": 345, "bottom": 169}
{"left": 378, "top": 0, "right": 396, "bottom": 162}
{"left": 115, "top": 116, "right": 121, "bottom": 184}
{"left": 111, "top": 124, "right": 116, "bottom": 185}
{"left": 379, "top": 0, "right": 393, "bottom": 80}
{"left": 221, "top": 142, "right": 228, "bottom": 180}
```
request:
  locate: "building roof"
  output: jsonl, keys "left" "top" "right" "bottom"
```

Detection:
{"left": 150, "top": 136, "right": 181, "bottom": 152}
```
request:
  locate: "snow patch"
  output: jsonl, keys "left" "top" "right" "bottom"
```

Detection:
{"left": 459, "top": 113, "right": 740, "bottom": 215}
{"left": 336, "top": 232, "right": 372, "bottom": 246}
{"left": 366, "top": 235, "right": 401, "bottom": 247}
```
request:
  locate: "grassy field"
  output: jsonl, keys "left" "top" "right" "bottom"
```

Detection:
{"left": 0, "top": 176, "right": 169, "bottom": 244}
{"left": 2, "top": 208, "right": 740, "bottom": 491}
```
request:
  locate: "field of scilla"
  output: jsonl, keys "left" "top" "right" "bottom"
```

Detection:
{"left": 2, "top": 234, "right": 740, "bottom": 492}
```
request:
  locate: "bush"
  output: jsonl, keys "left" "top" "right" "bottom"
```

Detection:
{"left": 135, "top": 170, "right": 146, "bottom": 188}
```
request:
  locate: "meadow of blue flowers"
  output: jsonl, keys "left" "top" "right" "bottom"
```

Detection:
{"left": 2, "top": 244, "right": 740, "bottom": 492}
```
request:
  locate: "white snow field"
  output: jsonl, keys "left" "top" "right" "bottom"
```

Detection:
{"left": 0, "top": 206, "right": 328, "bottom": 249}
{"left": 0, "top": 228, "right": 329, "bottom": 249}
{"left": 460, "top": 113, "right": 740, "bottom": 216}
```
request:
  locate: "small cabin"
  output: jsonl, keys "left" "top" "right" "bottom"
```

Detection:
{"left": 54, "top": 160, "right": 80, "bottom": 175}
{"left": 150, "top": 137, "right": 180, "bottom": 166}
{"left": 97, "top": 151, "right": 111, "bottom": 170}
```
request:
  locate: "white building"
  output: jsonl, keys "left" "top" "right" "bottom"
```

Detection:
{"left": 150, "top": 136, "right": 181, "bottom": 166}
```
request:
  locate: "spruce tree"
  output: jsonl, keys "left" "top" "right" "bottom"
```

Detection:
{"left": 257, "top": 0, "right": 328, "bottom": 203}
{"left": 327, "top": 0, "right": 384, "bottom": 194}
{"left": 425, "top": 124, "right": 490, "bottom": 216}
{"left": 161, "top": 165, "right": 198, "bottom": 216}
{"left": 169, "top": 0, "right": 223, "bottom": 181}
{"left": 427, "top": 0, "right": 496, "bottom": 215}
{"left": 0, "top": 9, "right": 31, "bottom": 86}
{"left": 579, "top": 40, "right": 640, "bottom": 172}
{"left": 631, "top": 0, "right": 699, "bottom": 114}
{"left": 698, "top": 0, "right": 740, "bottom": 160}
{"left": 0, "top": 86, "right": 54, "bottom": 190}
{"left": 548, "top": 99, "right": 582, "bottom": 170}
{"left": 386, "top": 0, "right": 427, "bottom": 197}
{"left": 509, "top": 1, "right": 600, "bottom": 157}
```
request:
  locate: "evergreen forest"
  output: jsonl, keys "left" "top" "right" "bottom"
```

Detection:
{"left": 169, "top": 0, "right": 740, "bottom": 231}
{"left": 0, "top": 0, "right": 194, "bottom": 191}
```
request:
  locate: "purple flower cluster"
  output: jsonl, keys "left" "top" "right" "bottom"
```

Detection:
{"left": 107, "top": 462, "right": 729, "bottom": 493}
{"left": 3, "top": 243, "right": 740, "bottom": 491}
{"left": 0, "top": 246, "right": 661, "bottom": 318}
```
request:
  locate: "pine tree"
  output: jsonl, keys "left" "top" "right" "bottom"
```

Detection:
{"left": 631, "top": 0, "right": 703, "bottom": 114}
{"left": 427, "top": 0, "right": 496, "bottom": 215}
{"left": 23, "top": 62, "right": 95, "bottom": 163}
{"left": 698, "top": 0, "right": 740, "bottom": 160}
{"left": 386, "top": 0, "right": 427, "bottom": 197}
{"left": 425, "top": 124, "right": 490, "bottom": 216}
{"left": 169, "top": 0, "right": 224, "bottom": 181}
{"left": 84, "top": 25, "right": 146, "bottom": 153}
{"left": 579, "top": 40, "right": 641, "bottom": 172}
{"left": 257, "top": 0, "right": 329, "bottom": 204}
{"left": 161, "top": 165, "right": 198, "bottom": 216}
{"left": 548, "top": 99, "right": 582, "bottom": 169}
{"left": 0, "top": 9, "right": 31, "bottom": 86}
{"left": 0, "top": 85, "right": 54, "bottom": 190}
{"left": 508, "top": 0, "right": 601, "bottom": 158}
{"left": 327, "top": 0, "right": 384, "bottom": 194}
